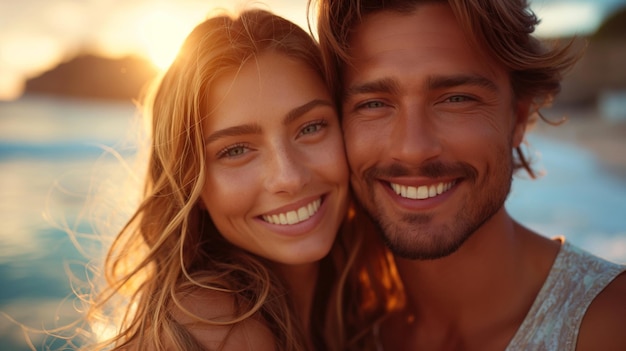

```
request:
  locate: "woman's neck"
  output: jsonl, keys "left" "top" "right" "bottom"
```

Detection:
{"left": 272, "top": 262, "right": 320, "bottom": 333}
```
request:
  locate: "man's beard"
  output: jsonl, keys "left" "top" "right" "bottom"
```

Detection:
{"left": 353, "top": 156, "right": 513, "bottom": 260}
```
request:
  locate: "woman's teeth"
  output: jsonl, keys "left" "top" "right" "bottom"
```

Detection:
{"left": 262, "top": 199, "right": 321, "bottom": 225}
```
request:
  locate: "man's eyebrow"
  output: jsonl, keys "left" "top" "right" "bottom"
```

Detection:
{"left": 283, "top": 99, "right": 335, "bottom": 125}
{"left": 205, "top": 99, "right": 334, "bottom": 144}
{"left": 428, "top": 74, "right": 498, "bottom": 92}
{"left": 344, "top": 78, "right": 400, "bottom": 98}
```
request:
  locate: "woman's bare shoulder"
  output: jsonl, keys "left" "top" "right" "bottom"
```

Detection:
{"left": 171, "top": 288, "right": 277, "bottom": 351}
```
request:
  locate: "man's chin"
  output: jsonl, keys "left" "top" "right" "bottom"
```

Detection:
{"left": 376, "top": 215, "right": 471, "bottom": 260}
{"left": 386, "top": 237, "right": 465, "bottom": 260}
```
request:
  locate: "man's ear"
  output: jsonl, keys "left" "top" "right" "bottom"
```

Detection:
{"left": 512, "top": 100, "right": 532, "bottom": 148}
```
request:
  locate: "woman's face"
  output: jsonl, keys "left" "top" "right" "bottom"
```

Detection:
{"left": 201, "top": 51, "right": 349, "bottom": 266}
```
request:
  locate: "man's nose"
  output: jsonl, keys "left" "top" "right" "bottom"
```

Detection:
{"left": 388, "top": 106, "right": 443, "bottom": 165}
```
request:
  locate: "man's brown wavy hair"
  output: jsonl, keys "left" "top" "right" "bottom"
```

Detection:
{"left": 311, "top": 0, "right": 582, "bottom": 178}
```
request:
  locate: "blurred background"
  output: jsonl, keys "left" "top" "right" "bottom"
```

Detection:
{"left": 1, "top": 0, "right": 625, "bottom": 349}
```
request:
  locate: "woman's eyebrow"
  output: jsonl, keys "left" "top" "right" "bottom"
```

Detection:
{"left": 205, "top": 124, "right": 262, "bottom": 144}
{"left": 283, "top": 99, "right": 334, "bottom": 125}
{"left": 204, "top": 99, "right": 333, "bottom": 144}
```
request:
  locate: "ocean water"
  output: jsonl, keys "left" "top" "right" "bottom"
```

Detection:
{"left": 0, "top": 95, "right": 140, "bottom": 350}
{"left": 0, "top": 95, "right": 625, "bottom": 350}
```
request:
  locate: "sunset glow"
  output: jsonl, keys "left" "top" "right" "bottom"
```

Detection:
{"left": 88, "top": 3, "right": 205, "bottom": 71}
{"left": 0, "top": 0, "right": 616, "bottom": 101}
{"left": 136, "top": 9, "right": 196, "bottom": 71}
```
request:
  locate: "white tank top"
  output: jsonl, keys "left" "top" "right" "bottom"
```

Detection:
{"left": 505, "top": 239, "right": 626, "bottom": 350}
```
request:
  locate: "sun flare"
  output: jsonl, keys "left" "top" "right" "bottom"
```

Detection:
{"left": 136, "top": 9, "right": 197, "bottom": 71}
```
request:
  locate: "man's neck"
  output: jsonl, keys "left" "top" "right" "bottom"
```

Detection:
{"left": 383, "top": 208, "right": 561, "bottom": 351}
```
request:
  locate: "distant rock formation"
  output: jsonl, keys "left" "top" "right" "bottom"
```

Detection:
{"left": 24, "top": 54, "right": 158, "bottom": 101}
{"left": 593, "top": 6, "right": 626, "bottom": 41}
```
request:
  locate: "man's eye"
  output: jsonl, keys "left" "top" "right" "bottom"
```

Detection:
{"left": 447, "top": 95, "right": 472, "bottom": 103}
{"left": 361, "top": 100, "right": 386, "bottom": 109}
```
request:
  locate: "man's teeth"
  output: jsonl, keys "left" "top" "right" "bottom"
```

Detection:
{"left": 390, "top": 181, "right": 455, "bottom": 200}
{"left": 262, "top": 199, "right": 321, "bottom": 225}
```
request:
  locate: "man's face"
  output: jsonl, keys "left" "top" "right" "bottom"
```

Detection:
{"left": 341, "top": 3, "right": 528, "bottom": 259}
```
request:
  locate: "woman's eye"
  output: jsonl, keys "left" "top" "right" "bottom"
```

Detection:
{"left": 299, "top": 120, "right": 327, "bottom": 136}
{"left": 217, "top": 144, "right": 249, "bottom": 159}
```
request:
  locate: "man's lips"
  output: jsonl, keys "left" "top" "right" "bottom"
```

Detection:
{"left": 389, "top": 180, "right": 456, "bottom": 200}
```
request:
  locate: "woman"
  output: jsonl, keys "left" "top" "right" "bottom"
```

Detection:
{"left": 83, "top": 8, "right": 401, "bottom": 351}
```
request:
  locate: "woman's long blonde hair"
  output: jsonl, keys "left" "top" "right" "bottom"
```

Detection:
{"left": 83, "top": 8, "right": 401, "bottom": 351}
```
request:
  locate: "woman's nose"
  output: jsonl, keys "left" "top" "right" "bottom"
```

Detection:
{"left": 263, "top": 144, "right": 311, "bottom": 195}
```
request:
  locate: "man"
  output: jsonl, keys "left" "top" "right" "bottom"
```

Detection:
{"left": 313, "top": 0, "right": 626, "bottom": 350}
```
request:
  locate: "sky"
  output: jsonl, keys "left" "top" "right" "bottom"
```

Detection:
{"left": 0, "top": 0, "right": 624, "bottom": 101}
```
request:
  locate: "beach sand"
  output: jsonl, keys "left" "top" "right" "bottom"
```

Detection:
{"left": 531, "top": 106, "right": 626, "bottom": 179}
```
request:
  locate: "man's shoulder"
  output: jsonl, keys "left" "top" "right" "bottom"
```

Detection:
{"left": 576, "top": 272, "right": 626, "bottom": 351}
{"left": 507, "top": 239, "right": 625, "bottom": 351}
{"left": 555, "top": 240, "right": 624, "bottom": 278}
